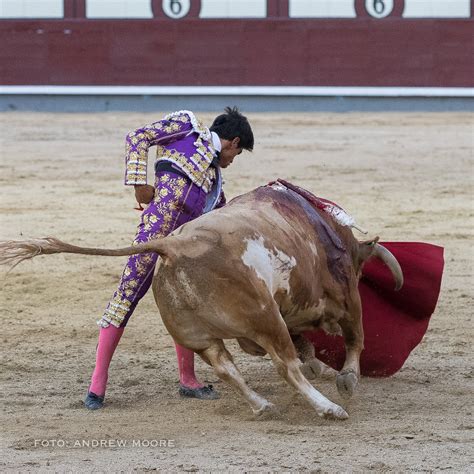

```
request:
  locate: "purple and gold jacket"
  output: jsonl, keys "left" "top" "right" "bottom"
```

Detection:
{"left": 124, "top": 110, "right": 219, "bottom": 194}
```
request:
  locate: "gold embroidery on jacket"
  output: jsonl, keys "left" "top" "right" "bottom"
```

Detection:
{"left": 125, "top": 111, "right": 216, "bottom": 189}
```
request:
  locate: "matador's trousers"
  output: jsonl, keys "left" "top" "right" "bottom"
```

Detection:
{"left": 98, "top": 171, "right": 207, "bottom": 328}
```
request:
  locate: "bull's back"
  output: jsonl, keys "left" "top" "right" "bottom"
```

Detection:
{"left": 160, "top": 187, "right": 322, "bottom": 303}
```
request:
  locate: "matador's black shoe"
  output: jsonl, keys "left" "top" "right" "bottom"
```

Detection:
{"left": 84, "top": 391, "right": 105, "bottom": 410}
{"left": 178, "top": 384, "right": 220, "bottom": 400}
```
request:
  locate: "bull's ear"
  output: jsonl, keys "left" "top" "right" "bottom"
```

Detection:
{"left": 357, "top": 236, "right": 380, "bottom": 264}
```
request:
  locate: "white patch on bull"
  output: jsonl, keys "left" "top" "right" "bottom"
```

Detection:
{"left": 241, "top": 236, "right": 296, "bottom": 296}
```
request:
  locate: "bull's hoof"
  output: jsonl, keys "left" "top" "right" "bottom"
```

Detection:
{"left": 253, "top": 402, "right": 278, "bottom": 420}
{"left": 178, "top": 384, "right": 220, "bottom": 400}
{"left": 301, "top": 359, "right": 338, "bottom": 380}
{"left": 321, "top": 405, "right": 349, "bottom": 420}
{"left": 336, "top": 371, "right": 358, "bottom": 399}
{"left": 300, "top": 359, "right": 321, "bottom": 380}
{"left": 84, "top": 391, "right": 104, "bottom": 410}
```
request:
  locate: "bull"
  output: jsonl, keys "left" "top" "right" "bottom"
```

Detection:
{"left": 0, "top": 180, "right": 403, "bottom": 420}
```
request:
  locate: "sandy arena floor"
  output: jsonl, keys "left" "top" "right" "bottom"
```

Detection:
{"left": 0, "top": 112, "right": 472, "bottom": 472}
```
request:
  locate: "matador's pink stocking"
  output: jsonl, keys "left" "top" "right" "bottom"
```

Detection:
{"left": 175, "top": 343, "right": 204, "bottom": 389}
{"left": 89, "top": 325, "right": 124, "bottom": 396}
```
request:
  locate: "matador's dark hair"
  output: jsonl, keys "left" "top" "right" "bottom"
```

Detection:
{"left": 210, "top": 106, "right": 254, "bottom": 151}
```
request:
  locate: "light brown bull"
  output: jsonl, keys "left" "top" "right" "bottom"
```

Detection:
{"left": 0, "top": 181, "right": 402, "bottom": 420}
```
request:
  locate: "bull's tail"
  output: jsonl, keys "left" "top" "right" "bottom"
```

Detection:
{"left": 0, "top": 236, "right": 171, "bottom": 271}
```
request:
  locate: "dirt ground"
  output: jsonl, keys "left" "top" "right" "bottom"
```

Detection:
{"left": 0, "top": 111, "right": 472, "bottom": 472}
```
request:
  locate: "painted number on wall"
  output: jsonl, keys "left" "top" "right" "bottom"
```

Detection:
{"left": 162, "top": 0, "right": 191, "bottom": 19}
{"left": 365, "top": 0, "right": 394, "bottom": 18}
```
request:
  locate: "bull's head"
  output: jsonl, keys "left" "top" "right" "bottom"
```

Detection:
{"left": 357, "top": 237, "right": 404, "bottom": 290}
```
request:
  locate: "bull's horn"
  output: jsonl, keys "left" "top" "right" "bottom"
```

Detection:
{"left": 373, "top": 243, "right": 404, "bottom": 291}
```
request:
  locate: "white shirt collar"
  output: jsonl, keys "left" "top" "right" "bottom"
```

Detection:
{"left": 211, "top": 131, "right": 222, "bottom": 152}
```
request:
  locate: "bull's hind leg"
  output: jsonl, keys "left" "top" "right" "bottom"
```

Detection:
{"left": 336, "top": 292, "right": 364, "bottom": 399}
{"left": 200, "top": 340, "right": 275, "bottom": 416}
{"left": 257, "top": 326, "right": 348, "bottom": 420}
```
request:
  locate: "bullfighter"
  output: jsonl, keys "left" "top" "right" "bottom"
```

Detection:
{"left": 85, "top": 107, "right": 254, "bottom": 409}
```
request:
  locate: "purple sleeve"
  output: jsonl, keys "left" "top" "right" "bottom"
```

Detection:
{"left": 124, "top": 119, "right": 192, "bottom": 185}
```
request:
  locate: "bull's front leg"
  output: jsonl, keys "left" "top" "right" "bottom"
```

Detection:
{"left": 336, "top": 294, "right": 364, "bottom": 399}
{"left": 291, "top": 335, "right": 338, "bottom": 380}
{"left": 258, "top": 325, "right": 348, "bottom": 420}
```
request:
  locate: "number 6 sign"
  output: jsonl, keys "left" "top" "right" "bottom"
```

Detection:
{"left": 365, "top": 0, "right": 394, "bottom": 18}
{"left": 152, "top": 0, "right": 201, "bottom": 19}
{"left": 355, "top": 0, "right": 403, "bottom": 18}
{"left": 162, "top": 0, "right": 190, "bottom": 18}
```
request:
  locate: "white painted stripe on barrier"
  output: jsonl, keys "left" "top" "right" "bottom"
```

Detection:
{"left": 0, "top": 0, "right": 63, "bottom": 18}
{"left": 86, "top": 0, "right": 153, "bottom": 19}
{"left": 403, "top": 0, "right": 471, "bottom": 18}
{"left": 0, "top": 86, "right": 473, "bottom": 97}
{"left": 200, "top": 0, "right": 266, "bottom": 18}
{"left": 289, "top": 0, "right": 356, "bottom": 18}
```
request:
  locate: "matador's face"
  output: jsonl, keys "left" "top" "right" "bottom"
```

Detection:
{"left": 219, "top": 137, "right": 243, "bottom": 168}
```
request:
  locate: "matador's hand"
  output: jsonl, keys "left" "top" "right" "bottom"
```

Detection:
{"left": 134, "top": 184, "right": 155, "bottom": 209}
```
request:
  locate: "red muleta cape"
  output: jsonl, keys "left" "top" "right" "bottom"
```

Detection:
{"left": 304, "top": 242, "right": 444, "bottom": 377}
{"left": 271, "top": 179, "right": 444, "bottom": 377}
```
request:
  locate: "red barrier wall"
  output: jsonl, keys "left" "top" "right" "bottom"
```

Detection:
{"left": 1, "top": 18, "right": 472, "bottom": 87}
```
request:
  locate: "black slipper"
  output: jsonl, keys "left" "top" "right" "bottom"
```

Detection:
{"left": 84, "top": 391, "right": 105, "bottom": 410}
{"left": 178, "top": 384, "right": 220, "bottom": 400}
